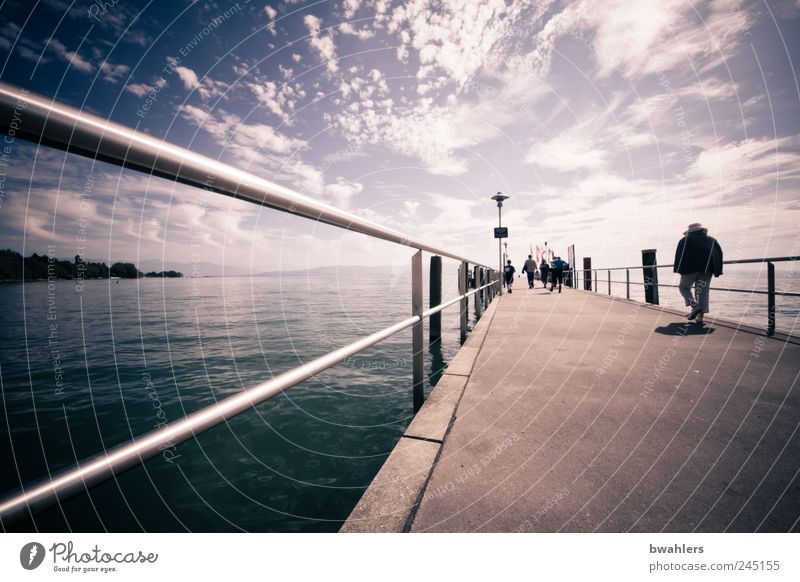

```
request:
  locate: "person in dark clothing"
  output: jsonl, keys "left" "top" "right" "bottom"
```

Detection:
{"left": 522, "top": 254, "right": 537, "bottom": 289}
{"left": 674, "top": 223, "right": 723, "bottom": 324}
{"left": 550, "top": 256, "right": 567, "bottom": 293}
{"left": 504, "top": 259, "right": 516, "bottom": 293}
{"left": 539, "top": 259, "right": 550, "bottom": 289}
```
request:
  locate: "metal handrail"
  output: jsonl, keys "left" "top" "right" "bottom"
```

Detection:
{"left": 588, "top": 256, "right": 798, "bottom": 271}
{"left": 0, "top": 81, "right": 502, "bottom": 526}
{"left": 583, "top": 261, "right": 800, "bottom": 298}
{"left": 576, "top": 258, "right": 799, "bottom": 336}
{"left": 0, "top": 82, "right": 489, "bottom": 268}
{"left": 0, "top": 281, "right": 496, "bottom": 526}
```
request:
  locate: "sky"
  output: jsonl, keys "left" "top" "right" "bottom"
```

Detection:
{"left": 1, "top": 0, "right": 799, "bottom": 275}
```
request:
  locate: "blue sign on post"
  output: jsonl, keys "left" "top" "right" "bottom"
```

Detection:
{"left": 494, "top": 227, "right": 508, "bottom": 239}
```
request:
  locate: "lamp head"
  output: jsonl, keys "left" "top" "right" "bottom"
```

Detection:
{"left": 490, "top": 192, "right": 510, "bottom": 206}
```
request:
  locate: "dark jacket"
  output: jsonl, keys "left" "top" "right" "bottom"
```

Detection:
{"left": 674, "top": 232, "right": 723, "bottom": 277}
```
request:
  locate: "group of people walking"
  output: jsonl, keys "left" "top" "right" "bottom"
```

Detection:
{"left": 499, "top": 223, "right": 724, "bottom": 326}
{"left": 504, "top": 255, "right": 568, "bottom": 294}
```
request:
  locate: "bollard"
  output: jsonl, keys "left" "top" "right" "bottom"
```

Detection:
{"left": 459, "top": 262, "right": 468, "bottom": 344}
{"left": 641, "top": 249, "right": 659, "bottom": 305}
{"left": 583, "top": 258, "right": 592, "bottom": 291}
{"left": 767, "top": 261, "right": 775, "bottom": 336}
{"left": 474, "top": 265, "right": 481, "bottom": 319}
{"left": 429, "top": 255, "right": 442, "bottom": 342}
{"left": 412, "top": 251, "right": 424, "bottom": 412}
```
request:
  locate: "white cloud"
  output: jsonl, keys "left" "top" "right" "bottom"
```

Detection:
{"left": 325, "top": 177, "right": 364, "bottom": 207}
{"left": 180, "top": 104, "right": 325, "bottom": 195}
{"left": 100, "top": 62, "right": 130, "bottom": 83}
{"left": 343, "top": 0, "right": 363, "bottom": 19}
{"left": 248, "top": 79, "right": 304, "bottom": 124}
{"left": 124, "top": 78, "right": 166, "bottom": 97}
{"left": 527, "top": 132, "right": 608, "bottom": 172}
{"left": 166, "top": 58, "right": 227, "bottom": 100}
{"left": 304, "top": 14, "right": 339, "bottom": 73}
{"left": 49, "top": 38, "right": 93, "bottom": 73}
{"left": 687, "top": 137, "right": 800, "bottom": 188}
{"left": 174, "top": 65, "right": 199, "bottom": 90}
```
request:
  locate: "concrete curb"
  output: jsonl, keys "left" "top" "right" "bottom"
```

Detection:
{"left": 339, "top": 297, "right": 502, "bottom": 533}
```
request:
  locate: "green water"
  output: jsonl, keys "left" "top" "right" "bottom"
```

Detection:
{"left": 0, "top": 273, "right": 472, "bottom": 532}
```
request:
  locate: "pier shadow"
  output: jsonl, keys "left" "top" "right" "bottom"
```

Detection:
{"left": 654, "top": 322, "right": 716, "bottom": 336}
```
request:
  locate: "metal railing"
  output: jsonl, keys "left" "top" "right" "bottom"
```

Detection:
{"left": 573, "top": 258, "right": 800, "bottom": 336}
{"left": 0, "top": 83, "right": 502, "bottom": 527}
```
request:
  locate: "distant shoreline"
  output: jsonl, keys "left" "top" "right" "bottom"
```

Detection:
{"left": 0, "top": 249, "right": 182, "bottom": 283}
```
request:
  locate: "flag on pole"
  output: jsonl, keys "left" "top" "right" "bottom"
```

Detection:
{"left": 535, "top": 244, "right": 542, "bottom": 264}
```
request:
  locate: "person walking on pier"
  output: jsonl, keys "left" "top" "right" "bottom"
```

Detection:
{"left": 674, "top": 223, "right": 723, "bottom": 324}
{"left": 550, "top": 256, "right": 567, "bottom": 293}
{"left": 539, "top": 259, "right": 550, "bottom": 289}
{"left": 504, "top": 259, "right": 516, "bottom": 293}
{"left": 522, "top": 254, "right": 537, "bottom": 289}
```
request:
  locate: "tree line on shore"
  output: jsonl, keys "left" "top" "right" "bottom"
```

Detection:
{"left": 0, "top": 250, "right": 182, "bottom": 281}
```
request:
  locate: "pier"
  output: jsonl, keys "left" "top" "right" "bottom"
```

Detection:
{"left": 1, "top": 83, "right": 797, "bottom": 533}
{"left": 343, "top": 288, "right": 800, "bottom": 532}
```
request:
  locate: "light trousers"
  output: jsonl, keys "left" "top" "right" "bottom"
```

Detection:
{"left": 678, "top": 272, "right": 712, "bottom": 314}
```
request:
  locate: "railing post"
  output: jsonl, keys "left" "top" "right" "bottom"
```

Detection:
{"left": 429, "top": 255, "right": 442, "bottom": 343}
{"left": 593, "top": 269, "right": 597, "bottom": 292}
{"left": 626, "top": 268, "right": 630, "bottom": 300}
{"left": 583, "top": 258, "right": 592, "bottom": 291}
{"left": 767, "top": 261, "right": 775, "bottom": 337}
{"left": 474, "top": 265, "right": 481, "bottom": 319}
{"left": 642, "top": 249, "right": 659, "bottom": 305}
{"left": 608, "top": 269, "right": 611, "bottom": 295}
{"left": 459, "top": 262, "right": 468, "bottom": 344}
{"left": 412, "top": 250, "right": 424, "bottom": 412}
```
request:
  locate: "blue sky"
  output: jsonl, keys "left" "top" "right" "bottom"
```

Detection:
{"left": 1, "top": 0, "right": 799, "bottom": 273}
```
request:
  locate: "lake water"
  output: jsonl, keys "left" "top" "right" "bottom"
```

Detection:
{"left": 0, "top": 272, "right": 471, "bottom": 532}
{"left": 2, "top": 263, "right": 797, "bottom": 532}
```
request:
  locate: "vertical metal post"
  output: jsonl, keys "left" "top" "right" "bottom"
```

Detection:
{"left": 593, "top": 270, "right": 597, "bottom": 292}
{"left": 583, "top": 257, "right": 592, "bottom": 291}
{"left": 474, "top": 265, "right": 481, "bottom": 319}
{"left": 497, "top": 206, "right": 503, "bottom": 296}
{"left": 429, "top": 255, "right": 442, "bottom": 343}
{"left": 412, "top": 251, "right": 424, "bottom": 412}
{"left": 767, "top": 261, "right": 775, "bottom": 337}
{"left": 459, "top": 262, "right": 468, "bottom": 344}
{"left": 642, "top": 249, "right": 659, "bottom": 305}
{"left": 626, "top": 268, "right": 630, "bottom": 300}
{"left": 608, "top": 269, "right": 611, "bottom": 295}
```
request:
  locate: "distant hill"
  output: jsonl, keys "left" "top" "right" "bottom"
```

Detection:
{"left": 255, "top": 265, "right": 396, "bottom": 277}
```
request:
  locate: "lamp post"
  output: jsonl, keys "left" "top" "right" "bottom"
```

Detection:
{"left": 491, "top": 192, "right": 509, "bottom": 295}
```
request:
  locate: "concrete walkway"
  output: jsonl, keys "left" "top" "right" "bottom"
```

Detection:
{"left": 344, "top": 287, "right": 800, "bottom": 532}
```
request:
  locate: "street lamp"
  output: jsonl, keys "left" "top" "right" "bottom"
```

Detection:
{"left": 491, "top": 192, "right": 509, "bottom": 295}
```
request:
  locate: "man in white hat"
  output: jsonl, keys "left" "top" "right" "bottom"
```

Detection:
{"left": 673, "top": 223, "right": 724, "bottom": 324}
